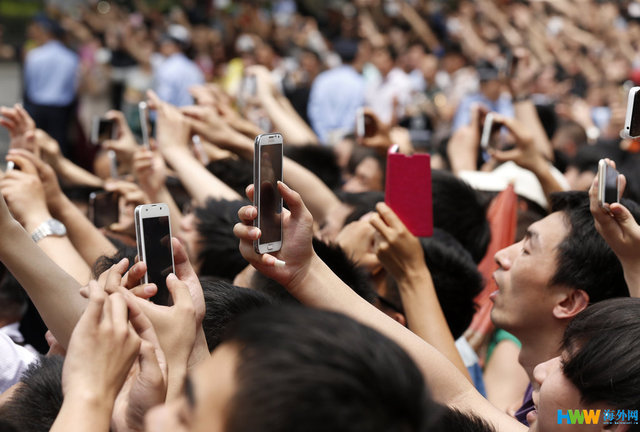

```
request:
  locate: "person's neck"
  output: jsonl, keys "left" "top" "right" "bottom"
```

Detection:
{"left": 517, "top": 324, "right": 566, "bottom": 382}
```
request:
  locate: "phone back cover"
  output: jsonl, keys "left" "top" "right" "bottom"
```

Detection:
{"left": 385, "top": 152, "right": 433, "bottom": 237}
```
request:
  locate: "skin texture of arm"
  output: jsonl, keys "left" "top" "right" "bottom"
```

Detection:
{"left": 233, "top": 182, "right": 527, "bottom": 432}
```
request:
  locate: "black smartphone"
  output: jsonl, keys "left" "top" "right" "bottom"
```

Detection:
{"left": 480, "top": 113, "right": 502, "bottom": 150}
{"left": 597, "top": 159, "right": 620, "bottom": 208}
{"left": 88, "top": 191, "right": 119, "bottom": 228}
{"left": 92, "top": 117, "right": 117, "bottom": 146}
{"left": 134, "top": 203, "right": 175, "bottom": 305}
{"left": 253, "top": 133, "right": 283, "bottom": 254}
{"left": 624, "top": 86, "right": 640, "bottom": 138}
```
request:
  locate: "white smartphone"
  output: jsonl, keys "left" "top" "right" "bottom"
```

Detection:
{"left": 480, "top": 113, "right": 501, "bottom": 150}
{"left": 253, "top": 133, "right": 283, "bottom": 254}
{"left": 623, "top": 86, "right": 640, "bottom": 138}
{"left": 91, "top": 116, "right": 117, "bottom": 146}
{"left": 597, "top": 159, "right": 620, "bottom": 209}
{"left": 138, "top": 101, "right": 151, "bottom": 148}
{"left": 134, "top": 203, "right": 175, "bottom": 305}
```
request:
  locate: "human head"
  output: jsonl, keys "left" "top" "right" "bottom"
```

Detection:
{"left": 0, "top": 272, "right": 27, "bottom": 327}
{"left": 531, "top": 298, "right": 640, "bottom": 432}
{"left": 476, "top": 60, "right": 501, "bottom": 101}
{"left": 160, "top": 24, "right": 190, "bottom": 57}
{"left": 0, "top": 356, "right": 63, "bottom": 432}
{"left": 378, "top": 229, "right": 483, "bottom": 339}
{"left": 147, "top": 305, "right": 441, "bottom": 432}
{"left": 491, "top": 191, "right": 634, "bottom": 336}
{"left": 180, "top": 199, "right": 248, "bottom": 280}
{"left": 431, "top": 170, "right": 491, "bottom": 263}
{"left": 343, "top": 147, "right": 385, "bottom": 193}
{"left": 201, "top": 279, "right": 274, "bottom": 351}
{"left": 371, "top": 44, "right": 398, "bottom": 77}
{"left": 284, "top": 145, "right": 342, "bottom": 191}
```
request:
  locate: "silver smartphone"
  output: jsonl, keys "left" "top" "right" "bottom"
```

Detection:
{"left": 138, "top": 101, "right": 151, "bottom": 148}
{"left": 134, "top": 203, "right": 175, "bottom": 305}
{"left": 480, "top": 113, "right": 501, "bottom": 150}
{"left": 623, "top": 86, "right": 640, "bottom": 138}
{"left": 253, "top": 133, "right": 283, "bottom": 254}
{"left": 597, "top": 159, "right": 620, "bottom": 209}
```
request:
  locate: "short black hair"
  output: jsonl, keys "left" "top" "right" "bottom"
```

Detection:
{"left": 0, "top": 272, "right": 27, "bottom": 322}
{"left": 337, "top": 190, "right": 385, "bottom": 225}
{"left": 201, "top": 278, "right": 275, "bottom": 351}
{"left": 0, "top": 356, "right": 63, "bottom": 432}
{"left": 91, "top": 242, "right": 138, "bottom": 279}
{"left": 284, "top": 145, "right": 342, "bottom": 191}
{"left": 562, "top": 298, "right": 640, "bottom": 411}
{"left": 206, "top": 158, "right": 253, "bottom": 198}
{"left": 436, "top": 408, "right": 497, "bottom": 432}
{"left": 195, "top": 199, "right": 250, "bottom": 280}
{"left": 251, "top": 238, "right": 377, "bottom": 304}
{"left": 550, "top": 192, "right": 638, "bottom": 302}
{"left": 432, "top": 170, "right": 491, "bottom": 263}
{"left": 221, "top": 305, "right": 443, "bottom": 432}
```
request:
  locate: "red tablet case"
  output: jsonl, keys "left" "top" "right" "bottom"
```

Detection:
{"left": 384, "top": 150, "right": 433, "bottom": 237}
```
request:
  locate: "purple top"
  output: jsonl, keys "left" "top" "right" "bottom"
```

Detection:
{"left": 515, "top": 383, "right": 534, "bottom": 425}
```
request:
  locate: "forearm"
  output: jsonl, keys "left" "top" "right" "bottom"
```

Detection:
{"left": 51, "top": 195, "right": 118, "bottom": 268}
{"left": 283, "top": 158, "right": 342, "bottom": 227}
{"left": 51, "top": 394, "right": 113, "bottom": 432}
{"left": 530, "top": 158, "right": 565, "bottom": 210}
{"left": 0, "top": 221, "right": 85, "bottom": 348}
{"left": 288, "top": 254, "right": 525, "bottom": 431}
{"left": 621, "top": 262, "right": 640, "bottom": 298}
{"left": 162, "top": 148, "right": 241, "bottom": 205}
{"left": 57, "top": 158, "right": 104, "bottom": 188}
{"left": 396, "top": 267, "right": 471, "bottom": 381}
{"left": 260, "top": 95, "right": 317, "bottom": 146}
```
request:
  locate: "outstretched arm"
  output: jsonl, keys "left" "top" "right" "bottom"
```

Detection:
{"left": 233, "top": 182, "right": 525, "bottom": 432}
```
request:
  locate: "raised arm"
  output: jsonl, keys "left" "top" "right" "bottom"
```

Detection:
{"left": 233, "top": 182, "right": 526, "bottom": 432}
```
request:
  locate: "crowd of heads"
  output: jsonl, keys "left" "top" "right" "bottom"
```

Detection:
{"left": 0, "top": 1, "right": 639, "bottom": 431}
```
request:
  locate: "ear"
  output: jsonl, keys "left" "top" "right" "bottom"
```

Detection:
{"left": 390, "top": 312, "right": 407, "bottom": 327}
{"left": 553, "top": 289, "right": 589, "bottom": 320}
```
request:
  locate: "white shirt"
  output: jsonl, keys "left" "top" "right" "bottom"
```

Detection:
{"left": 0, "top": 330, "right": 38, "bottom": 393}
{"left": 365, "top": 67, "right": 413, "bottom": 124}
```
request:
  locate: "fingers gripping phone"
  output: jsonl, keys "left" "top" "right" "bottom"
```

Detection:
{"left": 135, "top": 203, "right": 175, "bottom": 305}
{"left": 480, "top": 113, "right": 502, "bottom": 150}
{"left": 253, "top": 133, "right": 283, "bottom": 254}
{"left": 623, "top": 86, "right": 640, "bottom": 138}
{"left": 92, "top": 116, "right": 117, "bottom": 146}
{"left": 89, "top": 191, "right": 119, "bottom": 228}
{"left": 597, "top": 159, "right": 620, "bottom": 209}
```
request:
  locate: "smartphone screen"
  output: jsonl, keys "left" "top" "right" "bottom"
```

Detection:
{"left": 89, "top": 191, "right": 119, "bottom": 228}
{"left": 630, "top": 91, "right": 640, "bottom": 137}
{"left": 92, "top": 117, "right": 116, "bottom": 145}
{"left": 604, "top": 164, "right": 619, "bottom": 204}
{"left": 136, "top": 204, "right": 174, "bottom": 305}
{"left": 254, "top": 134, "right": 283, "bottom": 253}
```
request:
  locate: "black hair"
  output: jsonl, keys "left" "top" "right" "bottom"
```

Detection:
{"left": 550, "top": 192, "right": 638, "bottom": 302}
{"left": 384, "top": 229, "right": 483, "bottom": 339}
{"left": 201, "top": 279, "right": 275, "bottom": 351}
{"left": 337, "top": 190, "right": 385, "bottom": 225}
{"left": 91, "top": 242, "right": 138, "bottom": 279}
{"left": 568, "top": 143, "right": 625, "bottom": 174}
{"left": 206, "top": 158, "right": 254, "bottom": 198}
{"left": 222, "top": 305, "right": 443, "bottom": 432}
{"left": 284, "top": 145, "right": 342, "bottom": 191}
{"left": 436, "top": 408, "right": 497, "bottom": 432}
{"left": 562, "top": 298, "right": 640, "bottom": 413}
{"left": 251, "top": 238, "right": 377, "bottom": 304}
{"left": 0, "top": 272, "right": 27, "bottom": 322}
{"left": 0, "top": 355, "right": 63, "bottom": 432}
{"left": 194, "top": 199, "right": 250, "bottom": 280}
{"left": 347, "top": 146, "right": 387, "bottom": 191}
{"left": 431, "top": 170, "right": 491, "bottom": 263}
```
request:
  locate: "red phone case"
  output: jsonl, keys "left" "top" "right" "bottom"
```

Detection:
{"left": 384, "top": 151, "right": 433, "bottom": 237}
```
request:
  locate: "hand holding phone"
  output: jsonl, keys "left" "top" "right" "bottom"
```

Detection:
{"left": 356, "top": 108, "right": 377, "bottom": 138}
{"left": 134, "top": 203, "right": 175, "bottom": 305}
{"left": 253, "top": 133, "right": 283, "bottom": 254}
{"left": 480, "top": 113, "right": 502, "bottom": 150}
{"left": 89, "top": 191, "right": 119, "bottom": 229}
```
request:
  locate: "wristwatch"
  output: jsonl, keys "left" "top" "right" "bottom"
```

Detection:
{"left": 31, "top": 218, "right": 67, "bottom": 243}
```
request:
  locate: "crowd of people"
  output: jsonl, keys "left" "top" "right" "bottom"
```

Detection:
{"left": 0, "top": 0, "right": 640, "bottom": 431}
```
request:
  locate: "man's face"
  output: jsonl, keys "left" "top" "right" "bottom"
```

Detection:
{"left": 342, "top": 157, "right": 384, "bottom": 193}
{"left": 490, "top": 212, "right": 570, "bottom": 334}
{"left": 144, "top": 343, "right": 238, "bottom": 432}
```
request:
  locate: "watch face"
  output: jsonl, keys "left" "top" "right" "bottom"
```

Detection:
{"left": 49, "top": 219, "right": 67, "bottom": 236}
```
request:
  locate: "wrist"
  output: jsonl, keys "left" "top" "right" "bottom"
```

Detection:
{"left": 48, "top": 193, "right": 70, "bottom": 218}
{"left": 23, "top": 211, "right": 54, "bottom": 233}
{"left": 65, "top": 387, "right": 116, "bottom": 414}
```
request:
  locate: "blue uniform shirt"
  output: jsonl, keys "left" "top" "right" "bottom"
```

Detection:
{"left": 24, "top": 40, "right": 79, "bottom": 106}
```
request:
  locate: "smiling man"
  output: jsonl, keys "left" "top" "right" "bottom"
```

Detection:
{"left": 490, "top": 191, "right": 638, "bottom": 425}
